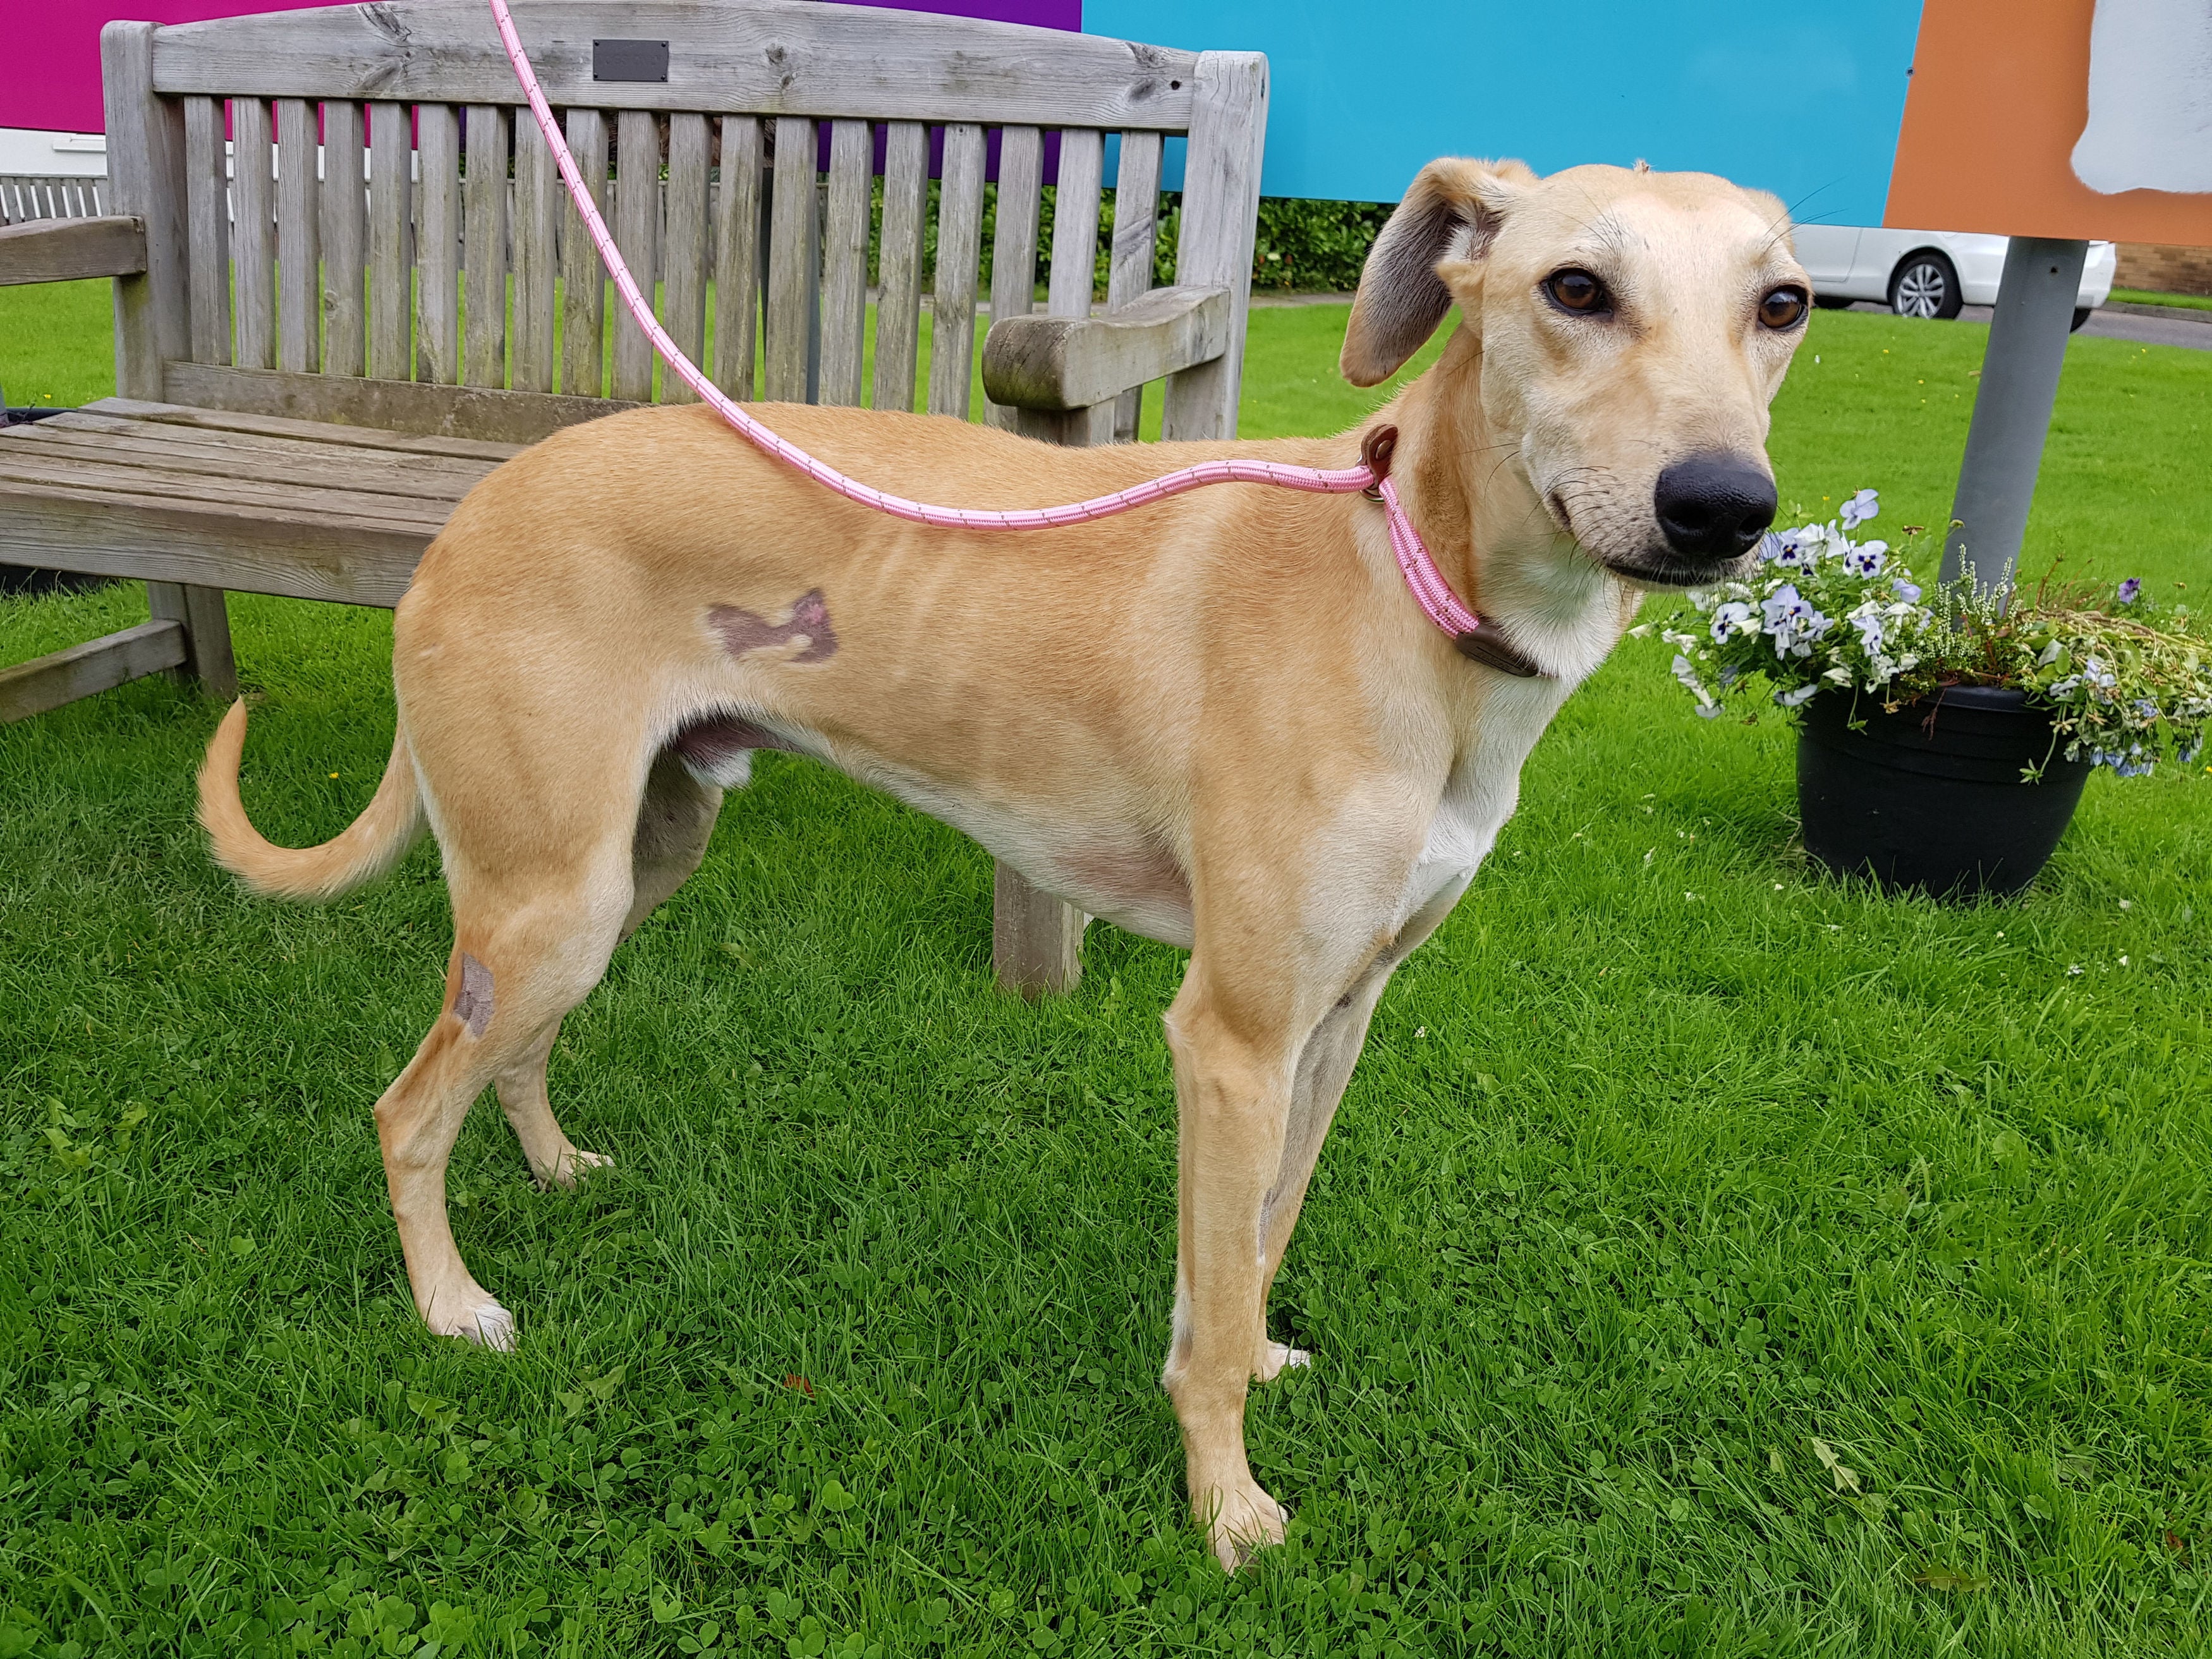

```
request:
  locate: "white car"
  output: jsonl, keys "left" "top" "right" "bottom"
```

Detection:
{"left": 1792, "top": 226, "right": 2117, "bottom": 330}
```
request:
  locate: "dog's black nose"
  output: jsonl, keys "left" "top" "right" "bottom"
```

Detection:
{"left": 1653, "top": 454, "right": 1778, "bottom": 559}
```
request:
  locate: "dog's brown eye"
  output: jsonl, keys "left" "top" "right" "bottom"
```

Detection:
{"left": 1759, "top": 286, "right": 1809, "bottom": 329}
{"left": 1545, "top": 269, "right": 1609, "bottom": 313}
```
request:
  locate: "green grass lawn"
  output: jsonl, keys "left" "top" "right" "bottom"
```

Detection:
{"left": 4, "top": 281, "right": 2211, "bottom": 1658}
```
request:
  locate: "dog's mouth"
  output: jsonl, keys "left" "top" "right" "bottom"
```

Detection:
{"left": 1546, "top": 490, "right": 1754, "bottom": 590}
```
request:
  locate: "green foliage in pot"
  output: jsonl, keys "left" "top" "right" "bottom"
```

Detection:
{"left": 1636, "top": 490, "right": 2212, "bottom": 779}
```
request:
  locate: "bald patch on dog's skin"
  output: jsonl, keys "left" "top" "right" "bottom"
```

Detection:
{"left": 708, "top": 590, "right": 837, "bottom": 663}
{"left": 454, "top": 953, "right": 494, "bottom": 1038}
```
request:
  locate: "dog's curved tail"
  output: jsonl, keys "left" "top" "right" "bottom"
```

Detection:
{"left": 197, "top": 700, "right": 427, "bottom": 901}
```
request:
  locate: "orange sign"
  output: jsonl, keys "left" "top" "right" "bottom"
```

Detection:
{"left": 1888, "top": 0, "right": 2212, "bottom": 245}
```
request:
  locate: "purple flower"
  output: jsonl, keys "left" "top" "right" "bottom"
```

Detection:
{"left": 2117, "top": 578, "right": 2142, "bottom": 605}
{"left": 1892, "top": 578, "right": 1923, "bottom": 603}
{"left": 1842, "top": 540, "right": 1888, "bottom": 578}
{"left": 1840, "top": 489, "right": 1880, "bottom": 530}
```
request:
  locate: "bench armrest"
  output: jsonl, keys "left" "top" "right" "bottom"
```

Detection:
{"left": 0, "top": 216, "right": 148, "bottom": 287}
{"left": 981, "top": 284, "right": 1233, "bottom": 412}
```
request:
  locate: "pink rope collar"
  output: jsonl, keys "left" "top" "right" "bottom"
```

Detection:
{"left": 487, "top": 0, "right": 1528, "bottom": 668}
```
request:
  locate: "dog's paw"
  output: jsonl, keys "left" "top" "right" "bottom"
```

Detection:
{"left": 422, "top": 1285, "right": 517, "bottom": 1352}
{"left": 1198, "top": 1478, "right": 1289, "bottom": 1572}
{"left": 1253, "top": 1341, "right": 1311, "bottom": 1383}
{"left": 537, "top": 1147, "right": 614, "bottom": 1192}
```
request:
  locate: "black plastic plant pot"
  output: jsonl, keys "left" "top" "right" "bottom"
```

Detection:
{"left": 1796, "top": 685, "right": 2091, "bottom": 899}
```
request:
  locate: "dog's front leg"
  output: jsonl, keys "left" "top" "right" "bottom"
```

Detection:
{"left": 1160, "top": 977, "right": 1295, "bottom": 1571}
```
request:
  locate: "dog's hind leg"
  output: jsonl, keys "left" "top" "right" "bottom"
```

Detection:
{"left": 486, "top": 753, "right": 720, "bottom": 1189}
{"left": 375, "top": 861, "right": 633, "bottom": 1348}
{"left": 623, "top": 748, "right": 723, "bottom": 940}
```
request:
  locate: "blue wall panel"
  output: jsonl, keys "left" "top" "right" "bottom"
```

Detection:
{"left": 1086, "top": 1, "right": 1923, "bottom": 223}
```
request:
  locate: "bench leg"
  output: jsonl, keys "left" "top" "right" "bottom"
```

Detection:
{"left": 992, "top": 862, "right": 1086, "bottom": 996}
{"left": 147, "top": 581, "right": 237, "bottom": 698}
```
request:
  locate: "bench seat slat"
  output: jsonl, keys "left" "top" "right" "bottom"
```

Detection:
{"left": 87, "top": 398, "right": 527, "bottom": 462}
{"left": 0, "top": 482, "right": 430, "bottom": 608}
{"left": 0, "top": 452, "right": 463, "bottom": 533}
{"left": 12, "top": 425, "right": 499, "bottom": 503}
{"left": 164, "top": 362, "right": 643, "bottom": 447}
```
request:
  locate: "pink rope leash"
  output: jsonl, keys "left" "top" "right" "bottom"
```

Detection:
{"left": 486, "top": 0, "right": 1481, "bottom": 637}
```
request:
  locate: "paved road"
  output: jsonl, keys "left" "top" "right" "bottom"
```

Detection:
{"left": 1835, "top": 298, "right": 2211, "bottom": 351}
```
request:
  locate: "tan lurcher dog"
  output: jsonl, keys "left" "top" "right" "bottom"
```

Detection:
{"left": 198, "top": 159, "right": 1811, "bottom": 1569}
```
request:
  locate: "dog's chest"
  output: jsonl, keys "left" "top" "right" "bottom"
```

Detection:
{"left": 1400, "top": 674, "right": 1576, "bottom": 922}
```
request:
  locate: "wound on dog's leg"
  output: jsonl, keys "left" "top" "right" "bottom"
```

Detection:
{"left": 453, "top": 953, "right": 494, "bottom": 1038}
{"left": 708, "top": 589, "right": 838, "bottom": 663}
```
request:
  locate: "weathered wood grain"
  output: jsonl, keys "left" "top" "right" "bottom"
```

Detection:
{"left": 1109, "top": 128, "right": 1162, "bottom": 440}
{"left": 981, "top": 123, "right": 1042, "bottom": 429}
{"left": 182, "top": 97, "right": 231, "bottom": 362}
{"left": 320, "top": 100, "right": 368, "bottom": 377}
{"left": 992, "top": 868, "right": 1088, "bottom": 996}
{"left": 88, "top": 396, "right": 525, "bottom": 461}
{"left": 1046, "top": 126, "right": 1103, "bottom": 321}
{"left": 981, "top": 283, "right": 1229, "bottom": 411}
{"left": 927, "top": 121, "right": 987, "bottom": 420}
{"left": 763, "top": 116, "right": 818, "bottom": 403}
{"left": 151, "top": 2, "right": 1202, "bottom": 130}
{"left": 871, "top": 119, "right": 928, "bottom": 413}
{"left": 558, "top": 107, "right": 609, "bottom": 398}
{"left": 662, "top": 112, "right": 712, "bottom": 404}
{"left": 712, "top": 114, "right": 763, "bottom": 401}
{"left": 463, "top": 104, "right": 511, "bottom": 387}
{"left": 610, "top": 109, "right": 660, "bottom": 401}
{"left": 0, "top": 216, "right": 145, "bottom": 286}
{"left": 0, "top": 482, "right": 432, "bottom": 608}
{"left": 818, "top": 118, "right": 872, "bottom": 408}
{"left": 276, "top": 97, "right": 320, "bottom": 374}
{"left": 229, "top": 98, "right": 277, "bottom": 372}
{"left": 145, "top": 579, "right": 237, "bottom": 696}
{"left": 100, "top": 21, "right": 190, "bottom": 399}
{"left": 165, "top": 362, "right": 635, "bottom": 446}
{"left": 368, "top": 100, "right": 414, "bottom": 380}
{"left": 415, "top": 103, "right": 462, "bottom": 385}
{"left": 0, "top": 620, "right": 186, "bottom": 724}
{"left": 509, "top": 105, "right": 560, "bottom": 392}
{"left": 1160, "top": 52, "right": 1266, "bottom": 442}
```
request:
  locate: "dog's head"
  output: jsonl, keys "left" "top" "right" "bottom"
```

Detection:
{"left": 1343, "top": 159, "right": 1809, "bottom": 589}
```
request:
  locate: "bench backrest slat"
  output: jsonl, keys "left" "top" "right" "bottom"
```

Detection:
{"left": 510, "top": 109, "right": 561, "bottom": 392}
{"left": 928, "top": 121, "right": 987, "bottom": 420}
{"left": 712, "top": 115, "right": 764, "bottom": 404}
{"left": 368, "top": 104, "right": 414, "bottom": 382}
{"left": 276, "top": 98, "right": 320, "bottom": 374}
{"left": 557, "top": 108, "right": 609, "bottom": 399}
{"left": 231, "top": 99, "right": 276, "bottom": 371}
{"left": 415, "top": 105, "right": 462, "bottom": 386}
{"left": 609, "top": 109, "right": 660, "bottom": 401}
{"left": 183, "top": 96, "right": 231, "bottom": 365}
{"left": 820, "top": 118, "right": 872, "bottom": 408}
{"left": 463, "top": 104, "right": 511, "bottom": 387}
{"left": 322, "top": 101, "right": 368, "bottom": 379}
{"left": 872, "top": 119, "right": 929, "bottom": 415}
{"left": 663, "top": 112, "right": 714, "bottom": 405}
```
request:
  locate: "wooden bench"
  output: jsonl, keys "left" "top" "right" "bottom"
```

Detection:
{"left": 0, "top": 0, "right": 1267, "bottom": 994}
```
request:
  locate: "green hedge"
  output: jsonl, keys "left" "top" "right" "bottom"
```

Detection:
{"left": 869, "top": 183, "right": 1390, "bottom": 299}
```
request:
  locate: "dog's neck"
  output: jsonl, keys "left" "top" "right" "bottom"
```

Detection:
{"left": 1383, "top": 326, "right": 1637, "bottom": 686}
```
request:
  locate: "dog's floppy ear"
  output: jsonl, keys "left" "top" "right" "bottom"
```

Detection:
{"left": 1340, "top": 157, "right": 1536, "bottom": 387}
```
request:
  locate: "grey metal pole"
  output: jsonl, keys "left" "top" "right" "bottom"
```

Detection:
{"left": 1938, "top": 236, "right": 2089, "bottom": 600}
